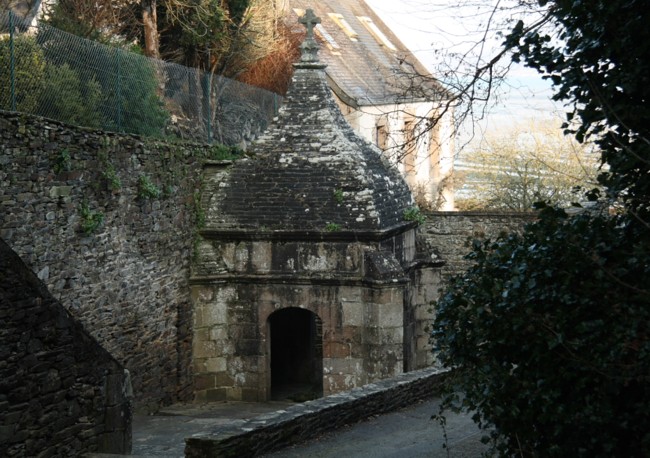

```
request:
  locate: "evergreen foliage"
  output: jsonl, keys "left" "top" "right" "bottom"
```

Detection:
{"left": 434, "top": 204, "right": 650, "bottom": 456}
{"left": 38, "top": 63, "right": 103, "bottom": 127}
{"left": 38, "top": 13, "right": 168, "bottom": 136}
{"left": 0, "top": 35, "right": 45, "bottom": 112}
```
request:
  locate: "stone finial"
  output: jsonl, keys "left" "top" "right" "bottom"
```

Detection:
{"left": 298, "top": 9, "right": 321, "bottom": 64}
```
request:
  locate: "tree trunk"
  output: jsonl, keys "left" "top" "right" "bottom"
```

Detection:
{"left": 142, "top": 0, "right": 159, "bottom": 59}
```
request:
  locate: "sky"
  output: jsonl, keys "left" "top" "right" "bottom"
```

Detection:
{"left": 364, "top": 0, "right": 562, "bottom": 143}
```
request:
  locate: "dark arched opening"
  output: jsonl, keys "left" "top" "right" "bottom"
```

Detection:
{"left": 269, "top": 308, "right": 323, "bottom": 401}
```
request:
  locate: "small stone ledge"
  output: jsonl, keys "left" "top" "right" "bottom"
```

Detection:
{"left": 188, "top": 273, "right": 410, "bottom": 287}
{"left": 184, "top": 367, "right": 448, "bottom": 457}
{"left": 199, "top": 222, "right": 417, "bottom": 243}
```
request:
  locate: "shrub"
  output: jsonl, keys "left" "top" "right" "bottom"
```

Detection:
{"left": 36, "top": 26, "right": 168, "bottom": 136}
{"left": 403, "top": 206, "right": 425, "bottom": 224}
{"left": 115, "top": 50, "right": 169, "bottom": 136}
{"left": 0, "top": 34, "right": 45, "bottom": 113}
{"left": 432, "top": 204, "right": 650, "bottom": 456}
{"left": 37, "top": 63, "right": 103, "bottom": 127}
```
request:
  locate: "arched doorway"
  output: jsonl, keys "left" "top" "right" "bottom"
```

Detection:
{"left": 268, "top": 308, "right": 323, "bottom": 401}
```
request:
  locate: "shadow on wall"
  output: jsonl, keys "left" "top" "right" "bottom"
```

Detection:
{"left": 0, "top": 238, "right": 133, "bottom": 456}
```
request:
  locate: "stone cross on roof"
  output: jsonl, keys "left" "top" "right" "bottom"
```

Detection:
{"left": 298, "top": 8, "right": 321, "bottom": 64}
{"left": 299, "top": 8, "right": 320, "bottom": 41}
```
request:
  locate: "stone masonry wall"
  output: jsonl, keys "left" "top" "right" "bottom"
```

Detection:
{"left": 422, "top": 211, "right": 535, "bottom": 280}
{"left": 0, "top": 111, "right": 207, "bottom": 412}
{"left": 0, "top": 239, "right": 132, "bottom": 456}
{"left": 406, "top": 264, "right": 443, "bottom": 371}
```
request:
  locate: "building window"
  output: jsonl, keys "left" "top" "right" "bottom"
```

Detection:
{"left": 328, "top": 13, "right": 359, "bottom": 41}
{"left": 356, "top": 16, "right": 397, "bottom": 51}
{"left": 403, "top": 119, "right": 417, "bottom": 187}
{"left": 376, "top": 123, "right": 388, "bottom": 150}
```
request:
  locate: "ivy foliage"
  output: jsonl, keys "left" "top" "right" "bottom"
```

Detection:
{"left": 433, "top": 204, "right": 650, "bottom": 456}
{"left": 138, "top": 174, "right": 161, "bottom": 200}
{"left": 432, "top": 0, "right": 650, "bottom": 455}
{"left": 79, "top": 201, "right": 104, "bottom": 235}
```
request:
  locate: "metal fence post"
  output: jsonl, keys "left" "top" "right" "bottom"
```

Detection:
{"left": 9, "top": 11, "right": 16, "bottom": 111}
{"left": 116, "top": 47, "right": 122, "bottom": 132}
{"left": 203, "top": 70, "right": 212, "bottom": 143}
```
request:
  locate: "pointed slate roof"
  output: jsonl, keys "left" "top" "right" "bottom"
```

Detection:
{"left": 203, "top": 10, "right": 414, "bottom": 235}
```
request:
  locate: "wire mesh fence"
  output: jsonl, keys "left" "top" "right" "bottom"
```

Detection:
{"left": 0, "top": 11, "right": 281, "bottom": 145}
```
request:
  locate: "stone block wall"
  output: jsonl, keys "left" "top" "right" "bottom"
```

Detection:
{"left": 0, "top": 239, "right": 132, "bottom": 456}
{"left": 406, "top": 265, "right": 443, "bottom": 370}
{"left": 422, "top": 211, "right": 534, "bottom": 280}
{"left": 0, "top": 111, "right": 207, "bottom": 412}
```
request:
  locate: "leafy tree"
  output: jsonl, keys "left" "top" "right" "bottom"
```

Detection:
{"left": 0, "top": 34, "right": 45, "bottom": 113}
{"left": 41, "top": 0, "right": 134, "bottom": 41}
{"left": 39, "top": 0, "right": 258, "bottom": 75}
{"left": 432, "top": 0, "right": 650, "bottom": 455}
{"left": 456, "top": 121, "right": 599, "bottom": 211}
{"left": 505, "top": 0, "right": 650, "bottom": 219}
{"left": 124, "top": 0, "right": 259, "bottom": 76}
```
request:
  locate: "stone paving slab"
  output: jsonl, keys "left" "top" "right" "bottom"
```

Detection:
{"left": 132, "top": 401, "right": 296, "bottom": 457}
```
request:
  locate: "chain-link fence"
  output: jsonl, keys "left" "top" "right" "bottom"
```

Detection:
{"left": 0, "top": 11, "right": 281, "bottom": 145}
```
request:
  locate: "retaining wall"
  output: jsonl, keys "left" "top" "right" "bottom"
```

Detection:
{"left": 0, "top": 111, "right": 207, "bottom": 412}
